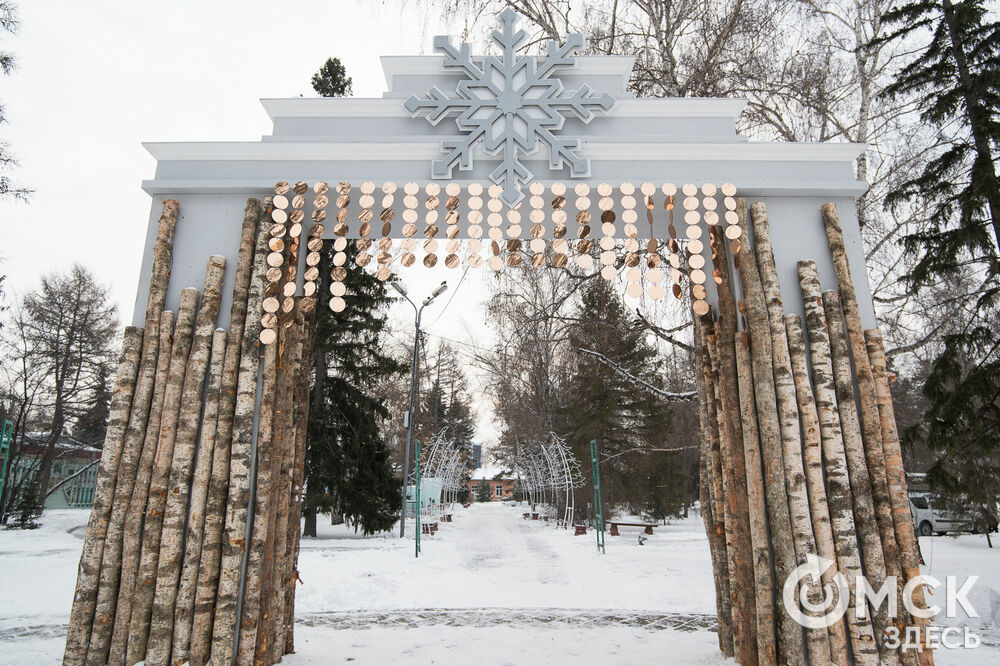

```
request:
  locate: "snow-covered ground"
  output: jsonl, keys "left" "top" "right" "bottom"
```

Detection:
{"left": 0, "top": 503, "right": 997, "bottom": 664}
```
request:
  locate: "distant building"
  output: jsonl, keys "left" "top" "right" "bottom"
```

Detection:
{"left": 471, "top": 444, "right": 482, "bottom": 469}
{"left": 7, "top": 433, "right": 101, "bottom": 509}
{"left": 467, "top": 478, "right": 516, "bottom": 501}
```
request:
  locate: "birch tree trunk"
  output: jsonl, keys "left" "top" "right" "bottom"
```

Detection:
{"left": 263, "top": 317, "right": 304, "bottom": 663}
{"left": 785, "top": 314, "right": 850, "bottom": 665}
{"left": 212, "top": 201, "right": 273, "bottom": 664}
{"left": 823, "top": 289, "right": 896, "bottom": 664}
{"left": 730, "top": 202, "right": 803, "bottom": 663}
{"left": 735, "top": 332, "right": 778, "bottom": 666}
{"left": 865, "top": 329, "right": 934, "bottom": 665}
{"left": 63, "top": 326, "right": 144, "bottom": 666}
{"left": 708, "top": 222, "right": 759, "bottom": 666}
{"left": 749, "top": 202, "right": 831, "bottom": 666}
{"left": 797, "top": 261, "right": 878, "bottom": 665}
{"left": 126, "top": 287, "right": 200, "bottom": 665}
{"left": 192, "top": 198, "right": 261, "bottom": 665}
{"left": 236, "top": 340, "right": 279, "bottom": 666}
{"left": 171, "top": 328, "right": 228, "bottom": 665}
{"left": 695, "top": 319, "right": 734, "bottom": 658}
{"left": 282, "top": 315, "right": 316, "bottom": 656}
{"left": 144, "top": 255, "right": 227, "bottom": 665}
{"left": 108, "top": 311, "right": 175, "bottom": 666}
{"left": 822, "top": 204, "right": 904, "bottom": 633}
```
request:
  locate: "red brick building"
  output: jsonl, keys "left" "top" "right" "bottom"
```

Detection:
{"left": 466, "top": 478, "right": 516, "bottom": 501}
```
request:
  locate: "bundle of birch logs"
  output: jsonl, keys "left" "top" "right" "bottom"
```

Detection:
{"left": 696, "top": 200, "right": 933, "bottom": 666}
{"left": 63, "top": 197, "right": 314, "bottom": 666}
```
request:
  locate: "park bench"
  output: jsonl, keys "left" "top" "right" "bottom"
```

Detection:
{"left": 523, "top": 512, "right": 530, "bottom": 519}
{"left": 574, "top": 524, "right": 587, "bottom": 536}
{"left": 421, "top": 522, "right": 439, "bottom": 535}
{"left": 531, "top": 513, "right": 539, "bottom": 520}
{"left": 608, "top": 521, "right": 655, "bottom": 536}
{"left": 462, "top": 503, "right": 470, "bottom": 508}
{"left": 441, "top": 514, "right": 453, "bottom": 522}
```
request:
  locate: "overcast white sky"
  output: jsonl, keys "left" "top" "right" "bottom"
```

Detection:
{"left": 0, "top": 0, "right": 507, "bottom": 458}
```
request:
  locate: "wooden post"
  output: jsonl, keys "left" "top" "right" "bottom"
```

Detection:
{"left": 107, "top": 311, "right": 175, "bottom": 666}
{"left": 212, "top": 200, "right": 272, "bottom": 665}
{"left": 785, "top": 314, "right": 851, "bottom": 665}
{"left": 735, "top": 332, "right": 778, "bottom": 665}
{"left": 171, "top": 328, "right": 228, "bottom": 665}
{"left": 749, "top": 203, "right": 831, "bottom": 665}
{"left": 125, "top": 288, "right": 200, "bottom": 665}
{"left": 824, "top": 289, "right": 896, "bottom": 664}
{"left": 708, "top": 221, "right": 759, "bottom": 666}
{"left": 236, "top": 341, "right": 279, "bottom": 666}
{"left": 192, "top": 198, "right": 262, "bottom": 664}
{"left": 822, "top": 204, "right": 904, "bottom": 639}
{"left": 695, "top": 318, "right": 734, "bottom": 657}
{"left": 63, "top": 326, "right": 144, "bottom": 666}
{"left": 145, "top": 255, "right": 227, "bottom": 665}
{"left": 865, "top": 329, "right": 934, "bottom": 665}
{"left": 797, "top": 261, "right": 879, "bottom": 665}
{"left": 730, "top": 202, "right": 803, "bottom": 663}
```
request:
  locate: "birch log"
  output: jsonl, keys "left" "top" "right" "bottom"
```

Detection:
{"left": 696, "top": 319, "right": 734, "bottom": 657}
{"left": 822, "top": 204, "right": 904, "bottom": 629}
{"left": 282, "top": 315, "right": 317, "bottom": 656}
{"left": 263, "top": 317, "right": 304, "bottom": 663}
{"left": 707, "top": 333, "right": 746, "bottom": 658}
{"left": 107, "top": 311, "right": 175, "bottom": 666}
{"left": 143, "top": 255, "right": 227, "bottom": 665}
{"left": 63, "top": 326, "right": 143, "bottom": 666}
{"left": 192, "top": 198, "right": 262, "bottom": 664}
{"left": 824, "top": 289, "right": 896, "bottom": 664}
{"left": 785, "top": 314, "right": 850, "bottom": 665}
{"left": 236, "top": 340, "right": 279, "bottom": 666}
{"left": 171, "top": 328, "right": 228, "bottom": 665}
{"left": 735, "top": 332, "right": 778, "bottom": 666}
{"left": 749, "top": 202, "right": 831, "bottom": 665}
{"left": 708, "top": 222, "right": 759, "bottom": 666}
{"left": 65, "top": 200, "right": 178, "bottom": 666}
{"left": 797, "top": 261, "right": 879, "bottom": 665}
{"left": 125, "top": 287, "right": 200, "bottom": 665}
{"left": 211, "top": 210, "right": 272, "bottom": 665}
{"left": 865, "top": 329, "right": 934, "bottom": 665}
{"left": 730, "top": 203, "right": 802, "bottom": 662}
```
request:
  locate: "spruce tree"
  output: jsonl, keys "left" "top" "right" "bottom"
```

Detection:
{"left": 311, "top": 57, "right": 353, "bottom": 97}
{"left": 874, "top": 1, "right": 1000, "bottom": 530}
{"left": 73, "top": 364, "right": 112, "bottom": 446}
{"left": 558, "top": 279, "right": 678, "bottom": 518}
{"left": 305, "top": 241, "right": 405, "bottom": 536}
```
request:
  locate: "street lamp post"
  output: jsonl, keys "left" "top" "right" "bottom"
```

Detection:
{"left": 392, "top": 280, "right": 448, "bottom": 538}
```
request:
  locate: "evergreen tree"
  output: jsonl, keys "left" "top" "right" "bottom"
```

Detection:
{"left": 304, "top": 241, "right": 404, "bottom": 536}
{"left": 874, "top": 0, "right": 1000, "bottom": 528}
{"left": 311, "top": 57, "right": 353, "bottom": 97}
{"left": 73, "top": 364, "right": 111, "bottom": 446}
{"left": 558, "top": 279, "right": 680, "bottom": 517}
{"left": 474, "top": 479, "right": 492, "bottom": 503}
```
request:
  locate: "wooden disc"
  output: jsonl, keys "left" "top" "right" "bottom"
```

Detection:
{"left": 576, "top": 254, "right": 594, "bottom": 269}
{"left": 626, "top": 282, "right": 643, "bottom": 298}
{"left": 329, "top": 297, "right": 346, "bottom": 313}
{"left": 600, "top": 265, "right": 616, "bottom": 280}
{"left": 262, "top": 297, "right": 280, "bottom": 313}
{"left": 272, "top": 209, "right": 288, "bottom": 224}
{"left": 307, "top": 237, "right": 324, "bottom": 252}
{"left": 329, "top": 281, "right": 346, "bottom": 297}
{"left": 312, "top": 210, "right": 328, "bottom": 224}
{"left": 266, "top": 267, "right": 283, "bottom": 283}
{"left": 306, "top": 252, "right": 321, "bottom": 267}
{"left": 531, "top": 253, "right": 546, "bottom": 267}
{"left": 314, "top": 181, "right": 330, "bottom": 195}
{"left": 376, "top": 267, "right": 391, "bottom": 281}
{"left": 303, "top": 281, "right": 316, "bottom": 297}
{"left": 467, "top": 254, "right": 483, "bottom": 267}
{"left": 445, "top": 254, "right": 460, "bottom": 268}
{"left": 266, "top": 252, "right": 284, "bottom": 268}
{"left": 259, "top": 328, "right": 277, "bottom": 345}
{"left": 299, "top": 297, "right": 316, "bottom": 313}
{"left": 331, "top": 266, "right": 347, "bottom": 281}
{"left": 506, "top": 253, "right": 522, "bottom": 267}
{"left": 423, "top": 254, "right": 438, "bottom": 267}
{"left": 356, "top": 252, "right": 372, "bottom": 267}
{"left": 552, "top": 253, "right": 568, "bottom": 268}
{"left": 283, "top": 282, "right": 296, "bottom": 298}
{"left": 401, "top": 253, "right": 415, "bottom": 267}
{"left": 693, "top": 284, "right": 708, "bottom": 301}
{"left": 261, "top": 313, "right": 278, "bottom": 329}
{"left": 304, "top": 266, "right": 320, "bottom": 282}
{"left": 274, "top": 182, "right": 290, "bottom": 195}
{"left": 693, "top": 300, "right": 710, "bottom": 316}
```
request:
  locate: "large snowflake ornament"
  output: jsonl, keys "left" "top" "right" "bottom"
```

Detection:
{"left": 404, "top": 8, "right": 616, "bottom": 206}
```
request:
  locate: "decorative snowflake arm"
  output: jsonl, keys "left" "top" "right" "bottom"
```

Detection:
{"left": 403, "top": 86, "right": 471, "bottom": 126}
{"left": 545, "top": 84, "right": 616, "bottom": 124}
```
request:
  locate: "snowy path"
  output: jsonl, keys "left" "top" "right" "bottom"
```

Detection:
{"left": 1, "top": 504, "right": 998, "bottom": 663}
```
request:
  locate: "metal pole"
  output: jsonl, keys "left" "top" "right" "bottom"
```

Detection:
{"left": 399, "top": 305, "right": 423, "bottom": 538}
{"left": 590, "top": 439, "right": 605, "bottom": 554}
{"left": 415, "top": 438, "right": 422, "bottom": 557}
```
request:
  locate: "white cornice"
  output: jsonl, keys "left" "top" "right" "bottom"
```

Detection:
{"left": 380, "top": 54, "right": 635, "bottom": 89}
{"left": 144, "top": 140, "right": 866, "bottom": 163}
{"left": 260, "top": 97, "right": 747, "bottom": 120}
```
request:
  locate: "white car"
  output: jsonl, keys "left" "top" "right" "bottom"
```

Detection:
{"left": 909, "top": 494, "right": 997, "bottom": 536}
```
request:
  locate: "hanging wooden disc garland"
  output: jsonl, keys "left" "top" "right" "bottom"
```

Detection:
{"left": 400, "top": 182, "right": 418, "bottom": 269}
